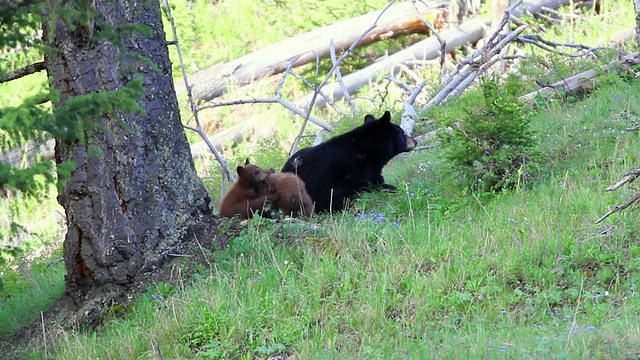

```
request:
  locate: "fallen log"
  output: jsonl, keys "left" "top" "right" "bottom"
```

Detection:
{"left": 302, "top": 0, "right": 580, "bottom": 113}
{"left": 0, "top": 122, "right": 264, "bottom": 168}
{"left": 297, "top": 18, "right": 487, "bottom": 110}
{"left": 519, "top": 51, "right": 640, "bottom": 104}
{"left": 185, "top": 0, "right": 448, "bottom": 102}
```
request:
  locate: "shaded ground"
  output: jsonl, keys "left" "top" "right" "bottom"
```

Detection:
{"left": 0, "top": 225, "right": 230, "bottom": 359}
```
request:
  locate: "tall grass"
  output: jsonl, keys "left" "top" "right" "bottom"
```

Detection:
{"left": 35, "top": 74, "right": 640, "bottom": 358}
{"left": 2, "top": 0, "right": 639, "bottom": 358}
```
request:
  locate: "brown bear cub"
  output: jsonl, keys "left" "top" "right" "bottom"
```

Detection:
{"left": 265, "top": 172, "right": 314, "bottom": 218}
{"left": 219, "top": 159, "right": 279, "bottom": 219}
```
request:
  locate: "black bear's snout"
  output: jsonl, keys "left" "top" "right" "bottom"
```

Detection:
{"left": 404, "top": 134, "right": 417, "bottom": 151}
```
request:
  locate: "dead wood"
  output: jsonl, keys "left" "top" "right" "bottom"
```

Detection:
{"left": 519, "top": 52, "right": 640, "bottom": 104}
{"left": 0, "top": 61, "right": 45, "bottom": 84}
{"left": 512, "top": 0, "right": 572, "bottom": 17}
{"left": 184, "top": 1, "right": 448, "bottom": 102}
{"left": 595, "top": 168, "right": 640, "bottom": 224}
{"left": 297, "top": 18, "right": 487, "bottom": 111}
{"left": 605, "top": 169, "right": 640, "bottom": 192}
{"left": 595, "top": 192, "right": 640, "bottom": 224}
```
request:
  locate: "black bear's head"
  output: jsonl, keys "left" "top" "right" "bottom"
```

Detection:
{"left": 360, "top": 111, "right": 416, "bottom": 160}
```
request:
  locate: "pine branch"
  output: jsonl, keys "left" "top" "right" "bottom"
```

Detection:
{"left": 0, "top": 0, "right": 43, "bottom": 14}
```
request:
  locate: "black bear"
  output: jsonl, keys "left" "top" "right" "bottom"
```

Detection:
{"left": 219, "top": 159, "right": 278, "bottom": 219}
{"left": 281, "top": 111, "right": 416, "bottom": 213}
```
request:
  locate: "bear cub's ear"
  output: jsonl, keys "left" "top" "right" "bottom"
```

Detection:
{"left": 236, "top": 165, "right": 245, "bottom": 176}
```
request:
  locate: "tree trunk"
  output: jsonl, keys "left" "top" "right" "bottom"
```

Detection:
{"left": 635, "top": 0, "right": 640, "bottom": 45}
{"left": 43, "top": 0, "right": 220, "bottom": 325}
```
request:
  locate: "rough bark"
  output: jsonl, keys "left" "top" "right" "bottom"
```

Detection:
{"left": 42, "top": 0, "right": 220, "bottom": 324}
{"left": 635, "top": 0, "right": 640, "bottom": 45}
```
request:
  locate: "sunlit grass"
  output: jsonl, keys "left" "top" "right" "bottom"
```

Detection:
{"left": 32, "top": 72, "right": 640, "bottom": 359}
{"left": 2, "top": 0, "right": 640, "bottom": 358}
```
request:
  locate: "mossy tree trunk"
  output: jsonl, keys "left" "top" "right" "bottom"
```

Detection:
{"left": 43, "top": 0, "right": 220, "bottom": 326}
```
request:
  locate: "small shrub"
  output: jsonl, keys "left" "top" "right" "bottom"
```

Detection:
{"left": 437, "top": 76, "right": 543, "bottom": 193}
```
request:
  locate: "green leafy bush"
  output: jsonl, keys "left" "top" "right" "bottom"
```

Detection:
{"left": 436, "top": 76, "right": 543, "bottom": 193}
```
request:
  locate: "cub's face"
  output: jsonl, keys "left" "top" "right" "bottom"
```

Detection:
{"left": 237, "top": 164, "right": 271, "bottom": 184}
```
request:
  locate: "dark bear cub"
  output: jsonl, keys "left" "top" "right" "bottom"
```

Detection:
{"left": 281, "top": 111, "right": 416, "bottom": 213}
{"left": 219, "top": 159, "right": 279, "bottom": 219}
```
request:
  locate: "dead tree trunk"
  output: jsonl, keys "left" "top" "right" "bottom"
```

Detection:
{"left": 297, "top": 18, "right": 487, "bottom": 110}
{"left": 520, "top": 52, "right": 640, "bottom": 104}
{"left": 43, "top": 0, "right": 219, "bottom": 326}
{"left": 185, "top": 0, "right": 448, "bottom": 102}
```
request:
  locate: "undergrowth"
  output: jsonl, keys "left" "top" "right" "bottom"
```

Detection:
{"left": 36, "top": 74, "right": 640, "bottom": 359}
{"left": 1, "top": 0, "right": 639, "bottom": 359}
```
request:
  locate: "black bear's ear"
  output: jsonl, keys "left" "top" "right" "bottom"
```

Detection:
{"left": 380, "top": 111, "right": 391, "bottom": 123}
{"left": 245, "top": 158, "right": 250, "bottom": 165}
{"left": 364, "top": 114, "right": 376, "bottom": 123}
{"left": 237, "top": 165, "right": 245, "bottom": 176}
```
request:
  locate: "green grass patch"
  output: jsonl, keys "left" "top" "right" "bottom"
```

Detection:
{"left": 4, "top": 0, "right": 640, "bottom": 358}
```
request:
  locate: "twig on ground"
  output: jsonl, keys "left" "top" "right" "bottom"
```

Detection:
{"left": 595, "top": 192, "right": 640, "bottom": 224}
{"left": 41, "top": 311, "right": 47, "bottom": 357}
{"left": 605, "top": 169, "right": 640, "bottom": 191}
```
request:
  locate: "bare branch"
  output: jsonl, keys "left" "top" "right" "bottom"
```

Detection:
{"left": 330, "top": 39, "right": 358, "bottom": 117}
{"left": 595, "top": 192, "right": 640, "bottom": 224}
{"left": 161, "top": 0, "right": 235, "bottom": 183}
{"left": 412, "top": 0, "right": 447, "bottom": 78}
{"left": 196, "top": 98, "right": 332, "bottom": 132}
{"left": 275, "top": 55, "right": 301, "bottom": 98}
{"left": 289, "top": 0, "right": 398, "bottom": 157}
{"left": 516, "top": 34, "right": 607, "bottom": 57}
{"left": 605, "top": 169, "right": 640, "bottom": 192}
{"left": 520, "top": 51, "right": 640, "bottom": 104}
{"left": 0, "top": 61, "right": 45, "bottom": 84}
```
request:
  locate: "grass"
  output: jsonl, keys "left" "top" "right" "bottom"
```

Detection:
{"left": 21, "top": 74, "right": 640, "bottom": 359}
{"left": 2, "top": 0, "right": 640, "bottom": 358}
